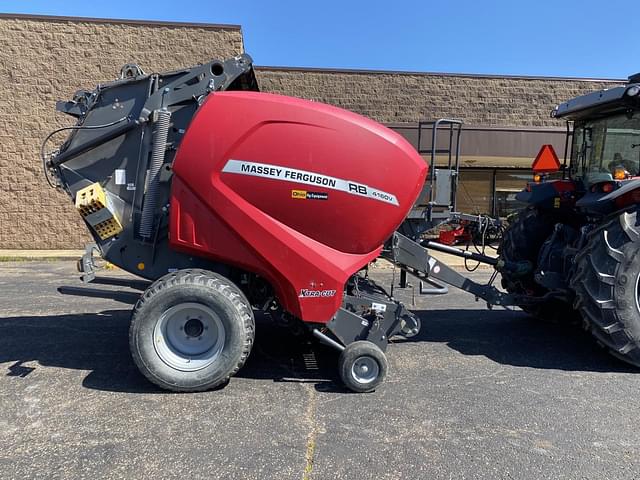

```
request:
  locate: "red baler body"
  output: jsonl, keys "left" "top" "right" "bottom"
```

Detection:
{"left": 169, "top": 91, "right": 426, "bottom": 322}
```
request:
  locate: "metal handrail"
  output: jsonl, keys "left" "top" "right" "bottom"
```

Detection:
{"left": 416, "top": 118, "right": 463, "bottom": 219}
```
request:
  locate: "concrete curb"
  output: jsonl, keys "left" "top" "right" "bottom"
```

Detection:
{"left": 373, "top": 251, "right": 494, "bottom": 271}
{"left": 0, "top": 249, "right": 495, "bottom": 270}
{"left": 0, "top": 250, "right": 84, "bottom": 261}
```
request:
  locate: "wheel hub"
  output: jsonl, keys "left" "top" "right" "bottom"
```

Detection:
{"left": 153, "top": 302, "right": 226, "bottom": 372}
{"left": 351, "top": 356, "right": 379, "bottom": 384}
{"left": 184, "top": 318, "right": 204, "bottom": 338}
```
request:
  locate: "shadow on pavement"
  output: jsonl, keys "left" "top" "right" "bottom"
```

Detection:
{"left": 400, "top": 308, "right": 637, "bottom": 373}
{"left": 89, "top": 276, "right": 151, "bottom": 291}
{"left": 0, "top": 309, "right": 342, "bottom": 394}
{"left": 55, "top": 276, "right": 151, "bottom": 305}
{"left": 0, "top": 305, "right": 634, "bottom": 395}
{"left": 57, "top": 286, "right": 141, "bottom": 305}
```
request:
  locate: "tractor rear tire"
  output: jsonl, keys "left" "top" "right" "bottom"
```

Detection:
{"left": 130, "top": 269, "right": 255, "bottom": 392}
{"left": 572, "top": 210, "right": 640, "bottom": 367}
{"left": 499, "top": 206, "right": 574, "bottom": 321}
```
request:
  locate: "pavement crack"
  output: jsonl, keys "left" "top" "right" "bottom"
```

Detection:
{"left": 302, "top": 384, "right": 319, "bottom": 480}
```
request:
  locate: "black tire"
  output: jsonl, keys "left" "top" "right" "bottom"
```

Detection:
{"left": 129, "top": 269, "right": 255, "bottom": 392}
{"left": 338, "top": 341, "right": 388, "bottom": 393}
{"left": 499, "top": 206, "right": 574, "bottom": 321}
{"left": 572, "top": 210, "right": 640, "bottom": 366}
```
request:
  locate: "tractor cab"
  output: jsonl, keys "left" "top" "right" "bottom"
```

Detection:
{"left": 518, "top": 74, "right": 640, "bottom": 216}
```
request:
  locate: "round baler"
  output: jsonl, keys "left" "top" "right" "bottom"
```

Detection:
{"left": 44, "top": 54, "right": 429, "bottom": 392}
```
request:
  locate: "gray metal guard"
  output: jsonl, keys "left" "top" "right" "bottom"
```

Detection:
{"left": 384, "top": 232, "right": 541, "bottom": 308}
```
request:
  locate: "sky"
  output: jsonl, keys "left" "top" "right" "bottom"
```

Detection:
{"left": 1, "top": 0, "right": 633, "bottom": 79}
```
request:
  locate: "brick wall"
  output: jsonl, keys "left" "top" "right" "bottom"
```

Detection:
{"left": 255, "top": 67, "right": 621, "bottom": 127}
{"left": 0, "top": 15, "right": 243, "bottom": 249}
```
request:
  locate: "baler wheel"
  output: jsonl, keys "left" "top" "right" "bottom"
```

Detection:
{"left": 572, "top": 210, "right": 640, "bottom": 367}
{"left": 129, "top": 269, "right": 255, "bottom": 392}
{"left": 338, "top": 341, "right": 388, "bottom": 393}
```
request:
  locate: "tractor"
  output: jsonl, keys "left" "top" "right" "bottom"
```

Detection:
{"left": 499, "top": 75, "right": 640, "bottom": 366}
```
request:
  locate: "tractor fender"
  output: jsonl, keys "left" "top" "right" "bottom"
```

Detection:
{"left": 515, "top": 180, "right": 576, "bottom": 210}
{"left": 599, "top": 178, "right": 640, "bottom": 202}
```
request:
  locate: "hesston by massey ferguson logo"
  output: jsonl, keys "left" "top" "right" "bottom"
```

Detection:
{"left": 299, "top": 289, "right": 337, "bottom": 298}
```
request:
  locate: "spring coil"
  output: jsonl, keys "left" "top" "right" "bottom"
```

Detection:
{"left": 139, "top": 109, "right": 171, "bottom": 238}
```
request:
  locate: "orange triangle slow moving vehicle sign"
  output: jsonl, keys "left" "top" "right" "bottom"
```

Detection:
{"left": 532, "top": 144, "right": 561, "bottom": 173}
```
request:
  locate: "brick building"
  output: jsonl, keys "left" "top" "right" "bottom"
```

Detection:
{"left": 0, "top": 13, "right": 624, "bottom": 249}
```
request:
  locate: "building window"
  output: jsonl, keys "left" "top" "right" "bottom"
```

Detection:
{"left": 457, "top": 168, "right": 529, "bottom": 217}
{"left": 457, "top": 169, "right": 493, "bottom": 215}
{"left": 494, "top": 170, "right": 530, "bottom": 217}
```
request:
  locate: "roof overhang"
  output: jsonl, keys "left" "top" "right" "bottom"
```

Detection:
{"left": 552, "top": 83, "right": 640, "bottom": 120}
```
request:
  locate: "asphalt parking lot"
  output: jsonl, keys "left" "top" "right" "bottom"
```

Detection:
{"left": 1, "top": 261, "right": 639, "bottom": 480}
